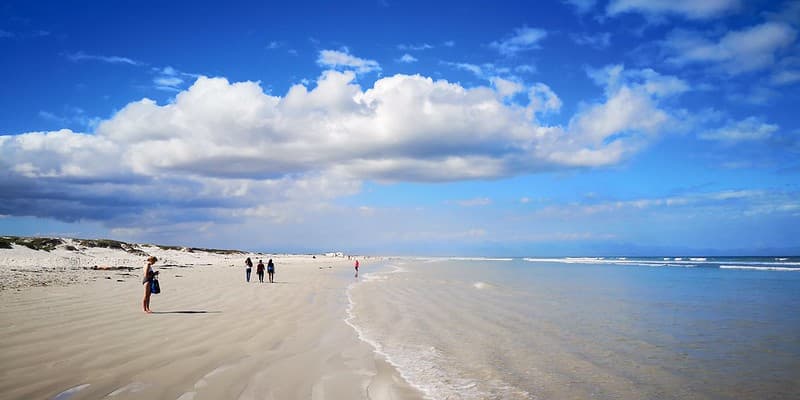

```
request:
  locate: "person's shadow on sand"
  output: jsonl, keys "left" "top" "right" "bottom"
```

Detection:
{"left": 150, "top": 310, "right": 221, "bottom": 314}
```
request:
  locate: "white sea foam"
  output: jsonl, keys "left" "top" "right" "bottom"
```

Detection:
{"left": 447, "top": 257, "right": 514, "bottom": 261}
{"left": 524, "top": 257, "right": 797, "bottom": 269}
{"left": 413, "top": 256, "right": 513, "bottom": 262}
{"left": 720, "top": 265, "right": 800, "bottom": 271}
{"left": 473, "top": 281, "right": 489, "bottom": 289}
{"left": 345, "top": 267, "right": 530, "bottom": 400}
{"left": 361, "top": 265, "right": 407, "bottom": 283}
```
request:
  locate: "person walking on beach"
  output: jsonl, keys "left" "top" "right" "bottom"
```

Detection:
{"left": 142, "top": 256, "right": 159, "bottom": 313}
{"left": 256, "top": 259, "right": 265, "bottom": 283}
{"left": 354, "top": 259, "right": 359, "bottom": 277}
{"left": 245, "top": 257, "right": 253, "bottom": 282}
{"left": 267, "top": 259, "right": 275, "bottom": 283}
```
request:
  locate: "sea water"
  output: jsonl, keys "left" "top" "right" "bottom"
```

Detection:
{"left": 346, "top": 257, "right": 800, "bottom": 399}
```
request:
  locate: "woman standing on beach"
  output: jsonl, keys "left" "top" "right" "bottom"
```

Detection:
{"left": 354, "top": 259, "right": 359, "bottom": 277}
{"left": 142, "top": 256, "right": 159, "bottom": 313}
{"left": 267, "top": 259, "right": 275, "bottom": 283}
{"left": 245, "top": 257, "right": 253, "bottom": 282}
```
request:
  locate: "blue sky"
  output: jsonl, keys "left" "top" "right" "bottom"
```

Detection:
{"left": 1, "top": 0, "right": 799, "bottom": 255}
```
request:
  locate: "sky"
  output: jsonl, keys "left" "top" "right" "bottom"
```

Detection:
{"left": 1, "top": 0, "right": 799, "bottom": 256}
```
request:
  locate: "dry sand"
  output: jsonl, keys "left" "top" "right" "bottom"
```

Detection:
{"left": 0, "top": 245, "right": 424, "bottom": 400}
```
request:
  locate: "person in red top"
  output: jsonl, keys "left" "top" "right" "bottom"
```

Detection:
{"left": 256, "top": 259, "right": 265, "bottom": 283}
{"left": 354, "top": 259, "right": 359, "bottom": 277}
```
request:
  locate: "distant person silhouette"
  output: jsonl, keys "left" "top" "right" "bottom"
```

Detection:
{"left": 245, "top": 257, "right": 253, "bottom": 282}
{"left": 267, "top": 259, "right": 275, "bottom": 283}
{"left": 355, "top": 259, "right": 359, "bottom": 277}
{"left": 256, "top": 259, "right": 265, "bottom": 283}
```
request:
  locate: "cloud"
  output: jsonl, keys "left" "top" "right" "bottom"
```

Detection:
{"left": 547, "top": 65, "right": 688, "bottom": 166}
{"left": 528, "top": 83, "right": 563, "bottom": 115}
{"left": 454, "top": 198, "right": 492, "bottom": 207}
{"left": 562, "top": 0, "right": 597, "bottom": 14}
{"left": 770, "top": 55, "right": 800, "bottom": 86}
{"left": 663, "top": 22, "right": 797, "bottom": 75}
{"left": 572, "top": 32, "right": 611, "bottom": 49}
{"left": 154, "top": 77, "right": 183, "bottom": 90}
{"left": 1, "top": 66, "right": 682, "bottom": 226}
{"left": 317, "top": 49, "right": 381, "bottom": 74}
{"left": 0, "top": 29, "right": 50, "bottom": 39}
{"left": 152, "top": 66, "right": 199, "bottom": 91}
{"left": 771, "top": 69, "right": 800, "bottom": 85}
{"left": 490, "top": 77, "right": 524, "bottom": 98}
{"left": 607, "top": 0, "right": 741, "bottom": 19}
{"left": 490, "top": 27, "right": 548, "bottom": 56}
{"left": 66, "top": 51, "right": 143, "bottom": 66}
{"left": 448, "top": 62, "right": 484, "bottom": 77}
{"left": 443, "top": 61, "right": 513, "bottom": 80}
{"left": 699, "top": 117, "right": 779, "bottom": 142}
{"left": 38, "top": 107, "right": 101, "bottom": 130}
{"left": 515, "top": 65, "right": 536, "bottom": 74}
{"left": 397, "top": 43, "right": 434, "bottom": 51}
{"left": 765, "top": 0, "right": 800, "bottom": 25}
{"left": 534, "top": 189, "right": 800, "bottom": 219}
{"left": 398, "top": 53, "right": 418, "bottom": 63}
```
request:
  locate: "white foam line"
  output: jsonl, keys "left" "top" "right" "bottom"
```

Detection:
{"left": 524, "top": 257, "right": 799, "bottom": 268}
{"left": 720, "top": 265, "right": 800, "bottom": 271}
{"left": 409, "top": 257, "right": 513, "bottom": 262}
{"left": 343, "top": 280, "right": 431, "bottom": 399}
{"left": 344, "top": 268, "right": 530, "bottom": 400}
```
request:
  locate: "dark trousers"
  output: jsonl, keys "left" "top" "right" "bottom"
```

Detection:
{"left": 246, "top": 268, "right": 251, "bottom": 282}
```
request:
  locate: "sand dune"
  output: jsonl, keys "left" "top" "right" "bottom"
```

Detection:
{"left": 0, "top": 243, "right": 422, "bottom": 400}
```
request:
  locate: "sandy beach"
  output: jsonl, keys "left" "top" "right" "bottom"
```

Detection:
{"left": 0, "top": 240, "right": 423, "bottom": 400}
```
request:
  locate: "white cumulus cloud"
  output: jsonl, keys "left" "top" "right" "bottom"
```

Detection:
{"left": 0, "top": 66, "right": 683, "bottom": 226}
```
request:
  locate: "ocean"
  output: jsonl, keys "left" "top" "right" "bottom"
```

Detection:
{"left": 345, "top": 256, "right": 800, "bottom": 400}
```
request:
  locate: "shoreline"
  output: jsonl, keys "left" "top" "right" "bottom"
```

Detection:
{"left": 0, "top": 245, "right": 424, "bottom": 400}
